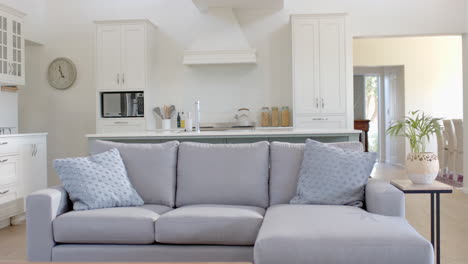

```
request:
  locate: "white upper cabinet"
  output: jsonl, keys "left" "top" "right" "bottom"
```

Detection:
{"left": 96, "top": 24, "right": 121, "bottom": 91}
{"left": 96, "top": 20, "right": 153, "bottom": 91}
{"left": 121, "top": 24, "right": 146, "bottom": 90}
{"left": 292, "top": 14, "right": 350, "bottom": 128}
{"left": 292, "top": 18, "right": 320, "bottom": 115}
{"left": 318, "top": 18, "right": 346, "bottom": 114}
{"left": 0, "top": 4, "right": 25, "bottom": 86}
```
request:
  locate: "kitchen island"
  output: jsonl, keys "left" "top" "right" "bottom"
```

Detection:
{"left": 86, "top": 128, "right": 361, "bottom": 147}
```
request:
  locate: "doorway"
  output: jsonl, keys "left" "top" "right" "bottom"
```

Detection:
{"left": 354, "top": 66, "right": 405, "bottom": 166}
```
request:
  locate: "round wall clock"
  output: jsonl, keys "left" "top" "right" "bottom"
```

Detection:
{"left": 47, "top": 57, "right": 77, "bottom": 90}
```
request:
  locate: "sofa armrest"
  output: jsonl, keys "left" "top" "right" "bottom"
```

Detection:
{"left": 365, "top": 178, "right": 405, "bottom": 217}
{"left": 26, "top": 186, "right": 71, "bottom": 261}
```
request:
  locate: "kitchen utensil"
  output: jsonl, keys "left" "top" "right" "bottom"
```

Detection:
{"left": 153, "top": 107, "right": 164, "bottom": 119}
{"left": 163, "top": 105, "right": 168, "bottom": 119}
{"left": 169, "top": 105, "right": 176, "bottom": 118}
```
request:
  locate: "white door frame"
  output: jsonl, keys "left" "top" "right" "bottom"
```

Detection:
{"left": 354, "top": 67, "right": 386, "bottom": 162}
{"left": 354, "top": 66, "right": 406, "bottom": 165}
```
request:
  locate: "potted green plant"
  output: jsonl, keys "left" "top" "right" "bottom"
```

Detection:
{"left": 387, "top": 110, "right": 443, "bottom": 184}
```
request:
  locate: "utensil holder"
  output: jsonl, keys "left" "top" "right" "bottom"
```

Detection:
{"left": 161, "top": 119, "right": 171, "bottom": 130}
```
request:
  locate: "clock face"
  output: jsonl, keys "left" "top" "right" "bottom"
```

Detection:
{"left": 47, "top": 58, "right": 77, "bottom": 90}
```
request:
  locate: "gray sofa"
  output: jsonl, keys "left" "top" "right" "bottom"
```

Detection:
{"left": 26, "top": 141, "right": 433, "bottom": 263}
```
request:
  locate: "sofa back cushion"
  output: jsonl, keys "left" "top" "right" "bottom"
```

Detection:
{"left": 176, "top": 141, "right": 270, "bottom": 208}
{"left": 269, "top": 141, "right": 364, "bottom": 206}
{"left": 89, "top": 140, "right": 179, "bottom": 207}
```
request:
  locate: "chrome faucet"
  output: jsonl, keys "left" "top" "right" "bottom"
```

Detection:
{"left": 194, "top": 100, "right": 200, "bottom": 133}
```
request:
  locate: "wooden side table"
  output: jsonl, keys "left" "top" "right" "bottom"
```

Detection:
{"left": 354, "top": 120, "right": 370, "bottom": 152}
{"left": 391, "top": 180, "right": 453, "bottom": 264}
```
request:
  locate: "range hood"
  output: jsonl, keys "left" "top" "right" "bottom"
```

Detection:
{"left": 183, "top": 7, "right": 256, "bottom": 65}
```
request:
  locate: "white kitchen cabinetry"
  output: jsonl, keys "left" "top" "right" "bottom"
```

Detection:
{"left": 0, "top": 134, "right": 47, "bottom": 224}
{"left": 20, "top": 139, "right": 47, "bottom": 197}
{"left": 292, "top": 14, "right": 352, "bottom": 129}
{"left": 95, "top": 20, "right": 157, "bottom": 133}
{"left": 0, "top": 4, "right": 25, "bottom": 86}
{"left": 96, "top": 20, "right": 152, "bottom": 91}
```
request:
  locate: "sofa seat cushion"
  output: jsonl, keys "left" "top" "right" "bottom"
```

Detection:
{"left": 254, "top": 205, "right": 433, "bottom": 264}
{"left": 155, "top": 204, "right": 265, "bottom": 246}
{"left": 53, "top": 204, "right": 172, "bottom": 244}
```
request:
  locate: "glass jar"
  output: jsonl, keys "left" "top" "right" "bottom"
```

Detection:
{"left": 281, "top": 106, "right": 290, "bottom": 127}
{"left": 261, "top": 107, "right": 271, "bottom": 127}
{"left": 271, "top": 107, "right": 279, "bottom": 127}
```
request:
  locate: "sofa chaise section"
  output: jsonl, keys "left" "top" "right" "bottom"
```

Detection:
{"left": 254, "top": 204, "right": 433, "bottom": 264}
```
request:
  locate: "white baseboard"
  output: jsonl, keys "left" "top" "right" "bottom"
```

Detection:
{"left": 11, "top": 213, "right": 25, "bottom": 225}
{"left": 0, "top": 218, "right": 10, "bottom": 229}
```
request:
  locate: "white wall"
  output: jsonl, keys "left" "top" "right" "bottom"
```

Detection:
{"left": 286, "top": 0, "right": 466, "bottom": 37}
{"left": 0, "top": 90, "right": 17, "bottom": 133}
{"left": 0, "top": 0, "right": 46, "bottom": 44}
{"left": 13, "top": 0, "right": 468, "bottom": 185}
{"left": 354, "top": 36, "right": 464, "bottom": 154}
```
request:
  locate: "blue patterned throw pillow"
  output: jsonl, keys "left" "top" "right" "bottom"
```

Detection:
{"left": 290, "top": 139, "right": 377, "bottom": 207}
{"left": 54, "top": 148, "right": 144, "bottom": 211}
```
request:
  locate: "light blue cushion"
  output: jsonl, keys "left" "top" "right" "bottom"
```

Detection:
{"left": 290, "top": 139, "right": 377, "bottom": 207}
{"left": 54, "top": 148, "right": 144, "bottom": 211}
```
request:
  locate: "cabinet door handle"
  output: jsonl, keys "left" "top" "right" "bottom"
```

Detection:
{"left": 0, "top": 159, "right": 8, "bottom": 163}
{"left": 114, "top": 121, "right": 129, "bottom": 124}
{"left": 117, "top": 74, "right": 120, "bottom": 84}
{"left": 32, "top": 144, "right": 37, "bottom": 157}
{"left": 315, "top": 98, "right": 319, "bottom": 109}
{"left": 122, "top": 73, "right": 125, "bottom": 84}
{"left": 0, "top": 142, "right": 8, "bottom": 145}
{"left": 0, "top": 190, "right": 9, "bottom": 195}
{"left": 321, "top": 98, "right": 325, "bottom": 108}
{"left": 312, "top": 118, "right": 329, "bottom": 121}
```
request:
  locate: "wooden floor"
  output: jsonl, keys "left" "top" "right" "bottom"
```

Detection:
{"left": 0, "top": 163, "right": 467, "bottom": 263}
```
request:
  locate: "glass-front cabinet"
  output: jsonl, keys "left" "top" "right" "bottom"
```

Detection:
{"left": 0, "top": 5, "right": 25, "bottom": 86}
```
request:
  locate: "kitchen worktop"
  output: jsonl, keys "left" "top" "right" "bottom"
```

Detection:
{"left": 86, "top": 128, "right": 360, "bottom": 139}
{"left": 0, "top": 132, "right": 48, "bottom": 138}
{"left": 86, "top": 128, "right": 361, "bottom": 145}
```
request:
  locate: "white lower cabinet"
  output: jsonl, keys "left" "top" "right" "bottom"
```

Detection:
{"left": 20, "top": 141, "right": 47, "bottom": 197}
{"left": 0, "top": 154, "right": 18, "bottom": 187}
{"left": 0, "top": 134, "right": 47, "bottom": 224}
{"left": 294, "top": 115, "right": 346, "bottom": 129}
{"left": 97, "top": 118, "right": 145, "bottom": 133}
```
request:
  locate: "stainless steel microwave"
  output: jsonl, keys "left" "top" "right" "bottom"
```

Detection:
{"left": 101, "top": 91, "right": 144, "bottom": 118}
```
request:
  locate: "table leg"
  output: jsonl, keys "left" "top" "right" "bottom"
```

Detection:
{"left": 431, "top": 193, "right": 435, "bottom": 247}
{"left": 436, "top": 193, "right": 440, "bottom": 264}
{"left": 364, "top": 131, "right": 369, "bottom": 152}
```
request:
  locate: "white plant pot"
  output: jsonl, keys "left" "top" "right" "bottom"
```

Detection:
{"left": 406, "top": 152, "right": 439, "bottom": 185}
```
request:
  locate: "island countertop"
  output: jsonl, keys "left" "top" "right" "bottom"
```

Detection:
{"left": 0, "top": 132, "right": 48, "bottom": 138}
{"left": 86, "top": 128, "right": 361, "bottom": 139}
